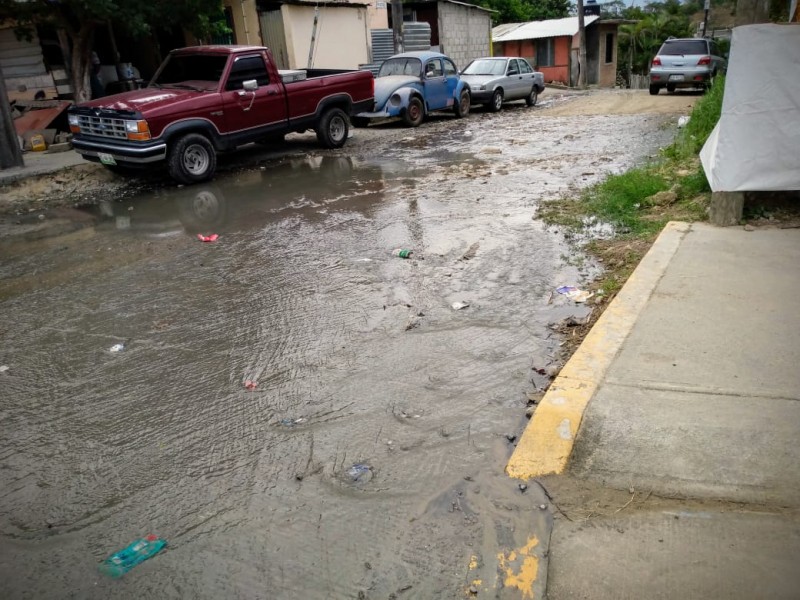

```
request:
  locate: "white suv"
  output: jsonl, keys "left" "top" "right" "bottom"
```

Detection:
{"left": 649, "top": 37, "right": 727, "bottom": 95}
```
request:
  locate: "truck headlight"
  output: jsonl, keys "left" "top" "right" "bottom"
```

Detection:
{"left": 125, "top": 120, "right": 151, "bottom": 141}
{"left": 68, "top": 113, "right": 80, "bottom": 133}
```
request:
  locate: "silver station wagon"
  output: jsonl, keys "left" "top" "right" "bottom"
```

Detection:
{"left": 649, "top": 37, "right": 727, "bottom": 95}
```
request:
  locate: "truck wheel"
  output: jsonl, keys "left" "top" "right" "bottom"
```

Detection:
{"left": 454, "top": 89, "right": 470, "bottom": 118}
{"left": 402, "top": 97, "right": 424, "bottom": 127}
{"left": 167, "top": 133, "right": 216, "bottom": 184}
{"left": 525, "top": 87, "right": 539, "bottom": 107}
{"left": 351, "top": 116, "right": 370, "bottom": 128}
{"left": 489, "top": 89, "right": 503, "bottom": 112}
{"left": 649, "top": 84, "right": 660, "bottom": 96}
{"left": 316, "top": 107, "right": 349, "bottom": 149}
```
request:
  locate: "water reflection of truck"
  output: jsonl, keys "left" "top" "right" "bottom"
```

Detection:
{"left": 85, "top": 156, "right": 387, "bottom": 235}
{"left": 68, "top": 46, "right": 374, "bottom": 184}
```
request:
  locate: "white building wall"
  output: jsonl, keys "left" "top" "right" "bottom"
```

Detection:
{"left": 437, "top": 2, "right": 491, "bottom": 70}
{"left": 284, "top": 4, "right": 371, "bottom": 69}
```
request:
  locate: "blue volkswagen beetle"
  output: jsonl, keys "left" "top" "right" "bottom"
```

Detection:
{"left": 354, "top": 51, "right": 470, "bottom": 127}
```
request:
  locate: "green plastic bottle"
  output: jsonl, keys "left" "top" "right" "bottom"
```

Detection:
{"left": 98, "top": 534, "right": 167, "bottom": 578}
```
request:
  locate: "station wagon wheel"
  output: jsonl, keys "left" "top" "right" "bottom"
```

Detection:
{"left": 453, "top": 89, "right": 470, "bottom": 118}
{"left": 525, "top": 87, "right": 538, "bottom": 107}
{"left": 403, "top": 97, "right": 424, "bottom": 127}
{"left": 489, "top": 89, "right": 503, "bottom": 112}
{"left": 167, "top": 133, "right": 217, "bottom": 184}
{"left": 316, "top": 107, "right": 349, "bottom": 148}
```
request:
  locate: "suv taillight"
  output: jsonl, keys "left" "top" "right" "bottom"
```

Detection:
{"left": 697, "top": 56, "right": 711, "bottom": 65}
{"left": 652, "top": 56, "right": 662, "bottom": 66}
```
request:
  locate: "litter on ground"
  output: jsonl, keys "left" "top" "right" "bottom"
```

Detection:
{"left": 197, "top": 234, "right": 219, "bottom": 243}
{"left": 556, "top": 286, "right": 593, "bottom": 303}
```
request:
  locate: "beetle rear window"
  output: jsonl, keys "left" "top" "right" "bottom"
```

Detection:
{"left": 659, "top": 40, "right": 708, "bottom": 55}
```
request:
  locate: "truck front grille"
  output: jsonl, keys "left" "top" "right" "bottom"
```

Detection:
{"left": 77, "top": 115, "right": 127, "bottom": 139}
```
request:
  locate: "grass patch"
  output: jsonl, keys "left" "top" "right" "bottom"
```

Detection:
{"left": 538, "top": 77, "right": 726, "bottom": 301}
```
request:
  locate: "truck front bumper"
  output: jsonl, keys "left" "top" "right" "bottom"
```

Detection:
{"left": 71, "top": 137, "right": 168, "bottom": 164}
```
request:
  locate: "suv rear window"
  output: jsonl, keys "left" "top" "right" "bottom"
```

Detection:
{"left": 659, "top": 40, "right": 708, "bottom": 55}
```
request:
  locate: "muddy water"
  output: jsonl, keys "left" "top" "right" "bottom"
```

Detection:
{"left": 0, "top": 100, "right": 675, "bottom": 598}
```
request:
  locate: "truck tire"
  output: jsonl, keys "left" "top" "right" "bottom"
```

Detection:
{"left": 167, "top": 133, "right": 216, "bottom": 184}
{"left": 525, "top": 87, "right": 538, "bottom": 107}
{"left": 316, "top": 107, "right": 349, "bottom": 149}
{"left": 454, "top": 89, "right": 470, "bottom": 118}
{"left": 402, "top": 97, "right": 424, "bottom": 127}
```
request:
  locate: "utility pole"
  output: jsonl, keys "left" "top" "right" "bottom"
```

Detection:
{"left": 576, "top": 0, "right": 587, "bottom": 88}
{"left": 702, "top": 0, "right": 710, "bottom": 36}
{"left": 0, "top": 66, "right": 24, "bottom": 170}
{"left": 391, "top": 0, "right": 404, "bottom": 54}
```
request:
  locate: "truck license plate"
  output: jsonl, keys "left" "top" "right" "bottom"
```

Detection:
{"left": 98, "top": 153, "right": 117, "bottom": 166}
{"left": 669, "top": 75, "right": 684, "bottom": 82}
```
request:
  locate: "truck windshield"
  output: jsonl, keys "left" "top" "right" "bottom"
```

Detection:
{"left": 462, "top": 59, "right": 506, "bottom": 76}
{"left": 378, "top": 58, "right": 422, "bottom": 78}
{"left": 151, "top": 54, "right": 228, "bottom": 91}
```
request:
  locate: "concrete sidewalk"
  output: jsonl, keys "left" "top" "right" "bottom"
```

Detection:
{"left": 0, "top": 149, "right": 87, "bottom": 185}
{"left": 510, "top": 222, "right": 800, "bottom": 598}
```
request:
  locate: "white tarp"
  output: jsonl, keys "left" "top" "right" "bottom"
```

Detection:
{"left": 700, "top": 23, "right": 800, "bottom": 192}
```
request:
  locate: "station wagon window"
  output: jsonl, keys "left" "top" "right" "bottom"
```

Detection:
{"left": 226, "top": 55, "right": 270, "bottom": 90}
{"left": 659, "top": 40, "right": 707, "bottom": 55}
{"left": 378, "top": 57, "right": 422, "bottom": 77}
{"left": 425, "top": 59, "right": 443, "bottom": 78}
{"left": 444, "top": 59, "right": 457, "bottom": 77}
{"left": 536, "top": 39, "right": 555, "bottom": 67}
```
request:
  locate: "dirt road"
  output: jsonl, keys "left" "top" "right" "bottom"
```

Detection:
{"left": 0, "top": 89, "right": 689, "bottom": 599}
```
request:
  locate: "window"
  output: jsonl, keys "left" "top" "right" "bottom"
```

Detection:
{"left": 536, "top": 39, "right": 555, "bottom": 67}
{"left": 444, "top": 59, "right": 457, "bottom": 77}
{"left": 659, "top": 40, "right": 708, "bottom": 55}
{"left": 519, "top": 59, "right": 533, "bottom": 74}
{"left": 507, "top": 59, "right": 520, "bottom": 76}
{"left": 605, "top": 33, "right": 614, "bottom": 64}
{"left": 378, "top": 57, "right": 421, "bottom": 77}
{"left": 226, "top": 55, "right": 270, "bottom": 91}
{"left": 425, "top": 59, "right": 443, "bottom": 78}
{"left": 154, "top": 54, "right": 228, "bottom": 90}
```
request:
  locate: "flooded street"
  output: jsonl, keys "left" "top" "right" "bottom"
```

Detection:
{"left": 0, "top": 90, "right": 683, "bottom": 598}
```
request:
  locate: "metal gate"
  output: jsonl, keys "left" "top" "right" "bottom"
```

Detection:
{"left": 258, "top": 10, "right": 290, "bottom": 70}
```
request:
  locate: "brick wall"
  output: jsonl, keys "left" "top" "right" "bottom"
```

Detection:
{"left": 437, "top": 2, "right": 491, "bottom": 71}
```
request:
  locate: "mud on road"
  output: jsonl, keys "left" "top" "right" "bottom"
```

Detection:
{"left": 0, "top": 89, "right": 689, "bottom": 598}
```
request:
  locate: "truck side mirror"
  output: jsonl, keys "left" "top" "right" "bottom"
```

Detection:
{"left": 243, "top": 79, "right": 258, "bottom": 92}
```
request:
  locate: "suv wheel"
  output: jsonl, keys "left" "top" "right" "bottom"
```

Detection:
{"left": 649, "top": 84, "right": 660, "bottom": 96}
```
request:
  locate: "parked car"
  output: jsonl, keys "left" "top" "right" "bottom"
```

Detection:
{"left": 353, "top": 51, "right": 470, "bottom": 127}
{"left": 460, "top": 57, "right": 545, "bottom": 112}
{"left": 649, "top": 37, "right": 727, "bottom": 95}
{"left": 68, "top": 45, "right": 374, "bottom": 183}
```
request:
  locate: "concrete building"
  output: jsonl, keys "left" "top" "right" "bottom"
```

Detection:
{"left": 493, "top": 16, "right": 624, "bottom": 87}
{"left": 397, "top": 0, "right": 494, "bottom": 70}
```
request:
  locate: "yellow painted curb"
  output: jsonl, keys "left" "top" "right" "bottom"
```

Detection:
{"left": 507, "top": 222, "right": 691, "bottom": 479}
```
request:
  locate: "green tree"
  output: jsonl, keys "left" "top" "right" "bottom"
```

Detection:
{"left": 0, "top": 0, "right": 228, "bottom": 103}
{"left": 617, "top": 7, "right": 692, "bottom": 81}
{"left": 479, "top": 0, "right": 570, "bottom": 24}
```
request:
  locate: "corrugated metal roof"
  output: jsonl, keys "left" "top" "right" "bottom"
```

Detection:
{"left": 492, "top": 22, "right": 525, "bottom": 38}
{"left": 492, "top": 15, "right": 600, "bottom": 42}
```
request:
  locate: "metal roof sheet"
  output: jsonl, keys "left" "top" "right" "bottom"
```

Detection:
{"left": 493, "top": 15, "right": 600, "bottom": 42}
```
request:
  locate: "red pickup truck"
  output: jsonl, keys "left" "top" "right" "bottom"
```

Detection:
{"left": 68, "top": 45, "right": 374, "bottom": 183}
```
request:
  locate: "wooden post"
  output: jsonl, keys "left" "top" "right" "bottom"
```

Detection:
{"left": 709, "top": 192, "right": 745, "bottom": 226}
{"left": 391, "top": 0, "right": 404, "bottom": 54}
{"left": 0, "top": 65, "right": 24, "bottom": 169}
{"left": 576, "top": 0, "right": 587, "bottom": 88}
